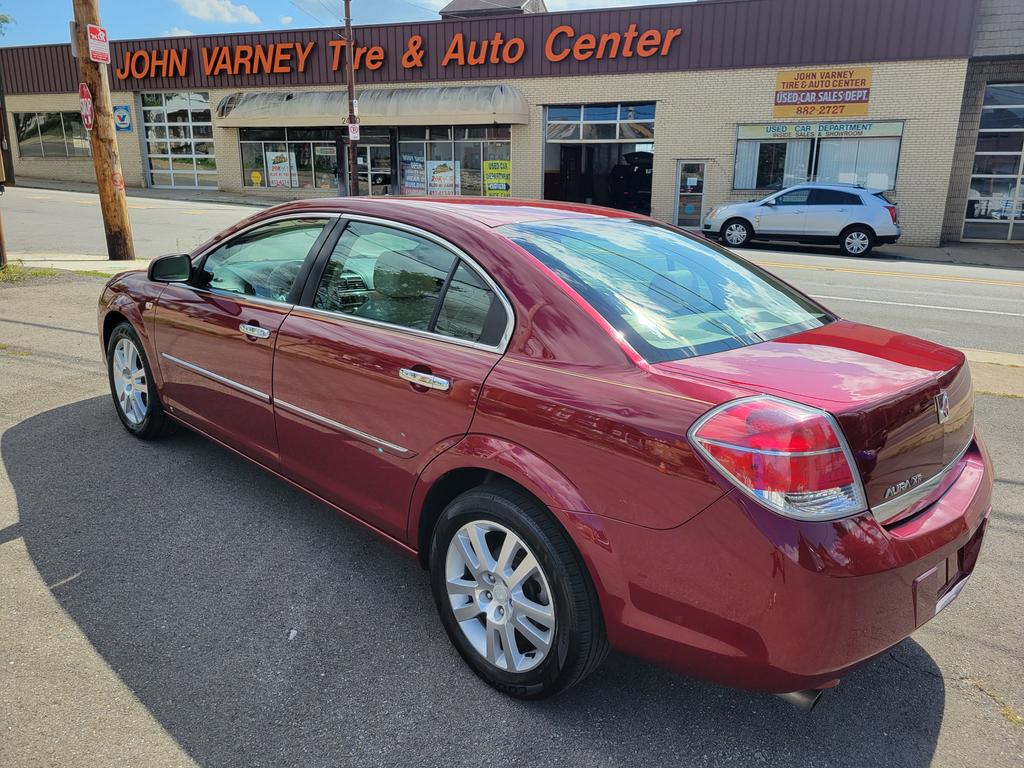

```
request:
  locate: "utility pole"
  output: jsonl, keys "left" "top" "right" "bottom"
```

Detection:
{"left": 344, "top": 0, "right": 360, "bottom": 197}
{"left": 72, "top": 0, "right": 134, "bottom": 260}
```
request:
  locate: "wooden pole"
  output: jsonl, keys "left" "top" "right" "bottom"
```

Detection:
{"left": 344, "top": 0, "right": 360, "bottom": 197}
{"left": 72, "top": 0, "right": 135, "bottom": 260}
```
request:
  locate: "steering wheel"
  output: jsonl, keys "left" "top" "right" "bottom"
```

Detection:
{"left": 263, "top": 262, "right": 302, "bottom": 301}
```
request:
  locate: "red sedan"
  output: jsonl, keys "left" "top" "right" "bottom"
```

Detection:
{"left": 98, "top": 198, "right": 991, "bottom": 707}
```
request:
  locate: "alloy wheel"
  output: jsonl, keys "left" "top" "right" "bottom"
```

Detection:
{"left": 444, "top": 520, "right": 556, "bottom": 674}
{"left": 112, "top": 337, "right": 149, "bottom": 425}
{"left": 725, "top": 223, "right": 748, "bottom": 245}
{"left": 844, "top": 230, "right": 870, "bottom": 254}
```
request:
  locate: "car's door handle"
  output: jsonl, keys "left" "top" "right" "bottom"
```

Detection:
{"left": 239, "top": 323, "right": 271, "bottom": 340}
{"left": 399, "top": 368, "right": 451, "bottom": 391}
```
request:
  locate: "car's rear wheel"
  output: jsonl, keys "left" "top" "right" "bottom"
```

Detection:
{"left": 839, "top": 225, "right": 874, "bottom": 257}
{"left": 722, "top": 218, "right": 753, "bottom": 247}
{"left": 429, "top": 483, "right": 608, "bottom": 699}
{"left": 106, "top": 321, "right": 173, "bottom": 439}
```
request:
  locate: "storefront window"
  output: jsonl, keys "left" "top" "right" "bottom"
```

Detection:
{"left": 141, "top": 92, "right": 216, "bottom": 188}
{"left": 239, "top": 127, "right": 336, "bottom": 189}
{"left": 963, "top": 84, "right": 1024, "bottom": 241}
{"left": 397, "top": 125, "right": 511, "bottom": 197}
{"left": 545, "top": 103, "right": 656, "bottom": 143}
{"left": 734, "top": 122, "right": 903, "bottom": 191}
{"left": 12, "top": 112, "right": 91, "bottom": 159}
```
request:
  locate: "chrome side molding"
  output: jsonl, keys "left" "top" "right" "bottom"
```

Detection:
{"left": 274, "top": 398, "right": 411, "bottom": 456}
{"left": 161, "top": 353, "right": 271, "bottom": 403}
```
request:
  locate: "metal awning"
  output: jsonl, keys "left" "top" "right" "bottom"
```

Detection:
{"left": 215, "top": 85, "right": 529, "bottom": 127}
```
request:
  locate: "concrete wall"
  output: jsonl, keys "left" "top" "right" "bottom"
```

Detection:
{"left": 7, "top": 56, "right": 969, "bottom": 246}
{"left": 942, "top": 58, "right": 1024, "bottom": 242}
{"left": 5, "top": 92, "right": 145, "bottom": 187}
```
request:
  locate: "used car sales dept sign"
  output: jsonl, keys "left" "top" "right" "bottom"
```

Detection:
{"left": 773, "top": 67, "right": 872, "bottom": 118}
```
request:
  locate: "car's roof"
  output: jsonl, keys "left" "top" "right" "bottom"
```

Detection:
{"left": 257, "top": 196, "right": 639, "bottom": 229}
{"left": 784, "top": 182, "right": 886, "bottom": 194}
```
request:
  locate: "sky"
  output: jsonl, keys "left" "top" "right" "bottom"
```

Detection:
{"left": 0, "top": 0, "right": 688, "bottom": 47}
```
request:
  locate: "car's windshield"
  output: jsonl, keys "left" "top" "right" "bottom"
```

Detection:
{"left": 499, "top": 218, "right": 832, "bottom": 363}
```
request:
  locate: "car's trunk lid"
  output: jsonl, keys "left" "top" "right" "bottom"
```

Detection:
{"left": 658, "top": 320, "right": 974, "bottom": 522}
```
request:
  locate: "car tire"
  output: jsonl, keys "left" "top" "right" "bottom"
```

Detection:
{"left": 721, "top": 218, "right": 753, "bottom": 248}
{"left": 839, "top": 225, "right": 874, "bottom": 257}
{"left": 105, "top": 321, "right": 174, "bottom": 439}
{"left": 429, "top": 482, "right": 608, "bottom": 699}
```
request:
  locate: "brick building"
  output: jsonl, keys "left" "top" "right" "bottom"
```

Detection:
{"left": 0, "top": 0, "right": 1019, "bottom": 248}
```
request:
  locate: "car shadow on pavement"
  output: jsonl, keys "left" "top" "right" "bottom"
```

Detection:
{"left": 3, "top": 396, "right": 946, "bottom": 768}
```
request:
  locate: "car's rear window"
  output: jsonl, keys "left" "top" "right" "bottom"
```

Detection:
{"left": 499, "top": 218, "right": 832, "bottom": 363}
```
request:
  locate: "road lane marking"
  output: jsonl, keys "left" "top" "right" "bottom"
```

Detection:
{"left": 812, "top": 294, "right": 1024, "bottom": 317}
{"left": 753, "top": 260, "right": 1024, "bottom": 288}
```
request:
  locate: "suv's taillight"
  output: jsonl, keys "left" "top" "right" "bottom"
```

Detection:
{"left": 885, "top": 205, "right": 898, "bottom": 225}
{"left": 688, "top": 395, "right": 867, "bottom": 521}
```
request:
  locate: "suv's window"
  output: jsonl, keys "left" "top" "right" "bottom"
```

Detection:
{"left": 773, "top": 189, "right": 810, "bottom": 206}
{"left": 197, "top": 218, "right": 329, "bottom": 301}
{"left": 501, "top": 218, "right": 831, "bottom": 363}
{"left": 313, "top": 221, "right": 454, "bottom": 332}
{"left": 808, "top": 189, "right": 862, "bottom": 205}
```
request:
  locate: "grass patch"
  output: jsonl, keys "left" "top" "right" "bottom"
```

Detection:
{"left": 71, "top": 269, "right": 116, "bottom": 278}
{"left": 0, "top": 262, "right": 60, "bottom": 283}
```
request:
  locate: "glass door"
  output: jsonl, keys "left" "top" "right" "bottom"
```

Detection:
{"left": 351, "top": 144, "right": 392, "bottom": 196}
{"left": 675, "top": 161, "right": 706, "bottom": 229}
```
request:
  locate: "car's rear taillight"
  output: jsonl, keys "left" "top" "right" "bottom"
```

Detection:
{"left": 886, "top": 205, "right": 898, "bottom": 225}
{"left": 688, "top": 395, "right": 867, "bottom": 521}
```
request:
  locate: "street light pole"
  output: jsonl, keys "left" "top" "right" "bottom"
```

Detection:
{"left": 72, "top": 0, "right": 134, "bottom": 260}
{"left": 344, "top": 0, "right": 359, "bottom": 197}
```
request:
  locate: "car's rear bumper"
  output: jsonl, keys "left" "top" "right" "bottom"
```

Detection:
{"left": 876, "top": 233, "right": 900, "bottom": 245}
{"left": 572, "top": 435, "right": 993, "bottom": 693}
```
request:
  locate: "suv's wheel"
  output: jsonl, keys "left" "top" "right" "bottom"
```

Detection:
{"left": 722, "top": 218, "right": 753, "bottom": 247}
{"left": 106, "top": 321, "right": 174, "bottom": 439}
{"left": 839, "top": 225, "right": 874, "bottom": 257}
{"left": 429, "top": 483, "right": 608, "bottom": 699}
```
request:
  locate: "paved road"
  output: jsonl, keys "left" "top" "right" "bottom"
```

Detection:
{"left": 3, "top": 185, "right": 1022, "bottom": 357}
{"left": 1, "top": 274, "right": 1022, "bottom": 767}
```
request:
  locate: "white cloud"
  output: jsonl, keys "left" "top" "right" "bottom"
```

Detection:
{"left": 164, "top": 26, "right": 195, "bottom": 36}
{"left": 175, "top": 0, "right": 261, "bottom": 24}
{"left": 279, "top": 15, "right": 294, "bottom": 24}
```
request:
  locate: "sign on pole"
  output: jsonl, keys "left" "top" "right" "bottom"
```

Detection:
{"left": 112, "top": 105, "right": 132, "bottom": 131}
{"left": 79, "top": 83, "right": 94, "bottom": 131}
{"left": 86, "top": 24, "right": 110, "bottom": 64}
{"left": 348, "top": 122, "right": 360, "bottom": 141}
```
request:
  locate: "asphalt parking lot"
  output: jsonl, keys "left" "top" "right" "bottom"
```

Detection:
{"left": 1, "top": 273, "right": 1022, "bottom": 768}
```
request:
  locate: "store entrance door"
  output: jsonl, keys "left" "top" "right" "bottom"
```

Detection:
{"left": 352, "top": 144, "right": 393, "bottom": 196}
{"left": 675, "top": 162, "right": 706, "bottom": 230}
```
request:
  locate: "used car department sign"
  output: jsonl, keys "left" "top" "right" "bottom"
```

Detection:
{"left": 773, "top": 67, "right": 872, "bottom": 118}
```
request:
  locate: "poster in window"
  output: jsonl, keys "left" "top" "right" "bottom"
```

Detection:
{"left": 265, "top": 150, "right": 298, "bottom": 187}
{"left": 427, "top": 160, "right": 461, "bottom": 195}
{"left": 400, "top": 152, "right": 426, "bottom": 195}
{"left": 482, "top": 160, "right": 511, "bottom": 197}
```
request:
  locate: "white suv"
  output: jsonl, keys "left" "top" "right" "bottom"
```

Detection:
{"left": 703, "top": 183, "right": 901, "bottom": 257}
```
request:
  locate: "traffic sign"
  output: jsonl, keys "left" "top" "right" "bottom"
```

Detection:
{"left": 86, "top": 24, "right": 110, "bottom": 64}
{"left": 79, "top": 83, "right": 94, "bottom": 131}
{"left": 348, "top": 122, "right": 360, "bottom": 141}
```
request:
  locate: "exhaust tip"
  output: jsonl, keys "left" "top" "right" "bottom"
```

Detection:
{"left": 775, "top": 689, "right": 825, "bottom": 711}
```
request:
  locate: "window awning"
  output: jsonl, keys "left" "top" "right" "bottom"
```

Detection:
{"left": 215, "top": 85, "right": 529, "bottom": 128}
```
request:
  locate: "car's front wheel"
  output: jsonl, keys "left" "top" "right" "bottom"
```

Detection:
{"left": 722, "top": 218, "right": 753, "bottom": 247}
{"left": 839, "top": 225, "right": 874, "bottom": 257}
{"left": 106, "top": 321, "right": 173, "bottom": 439}
{"left": 429, "top": 483, "right": 608, "bottom": 699}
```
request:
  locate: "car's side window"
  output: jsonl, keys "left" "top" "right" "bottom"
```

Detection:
{"left": 196, "top": 218, "right": 330, "bottom": 302}
{"left": 314, "top": 221, "right": 455, "bottom": 331}
{"left": 775, "top": 189, "right": 810, "bottom": 206}
{"left": 435, "top": 263, "right": 505, "bottom": 345}
{"left": 808, "top": 189, "right": 863, "bottom": 206}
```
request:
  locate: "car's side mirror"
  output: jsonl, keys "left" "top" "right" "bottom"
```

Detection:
{"left": 761, "top": 199, "right": 776, "bottom": 207}
{"left": 148, "top": 253, "right": 192, "bottom": 283}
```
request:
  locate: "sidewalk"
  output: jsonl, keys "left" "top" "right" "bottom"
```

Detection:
{"left": 8, "top": 177, "right": 1024, "bottom": 270}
